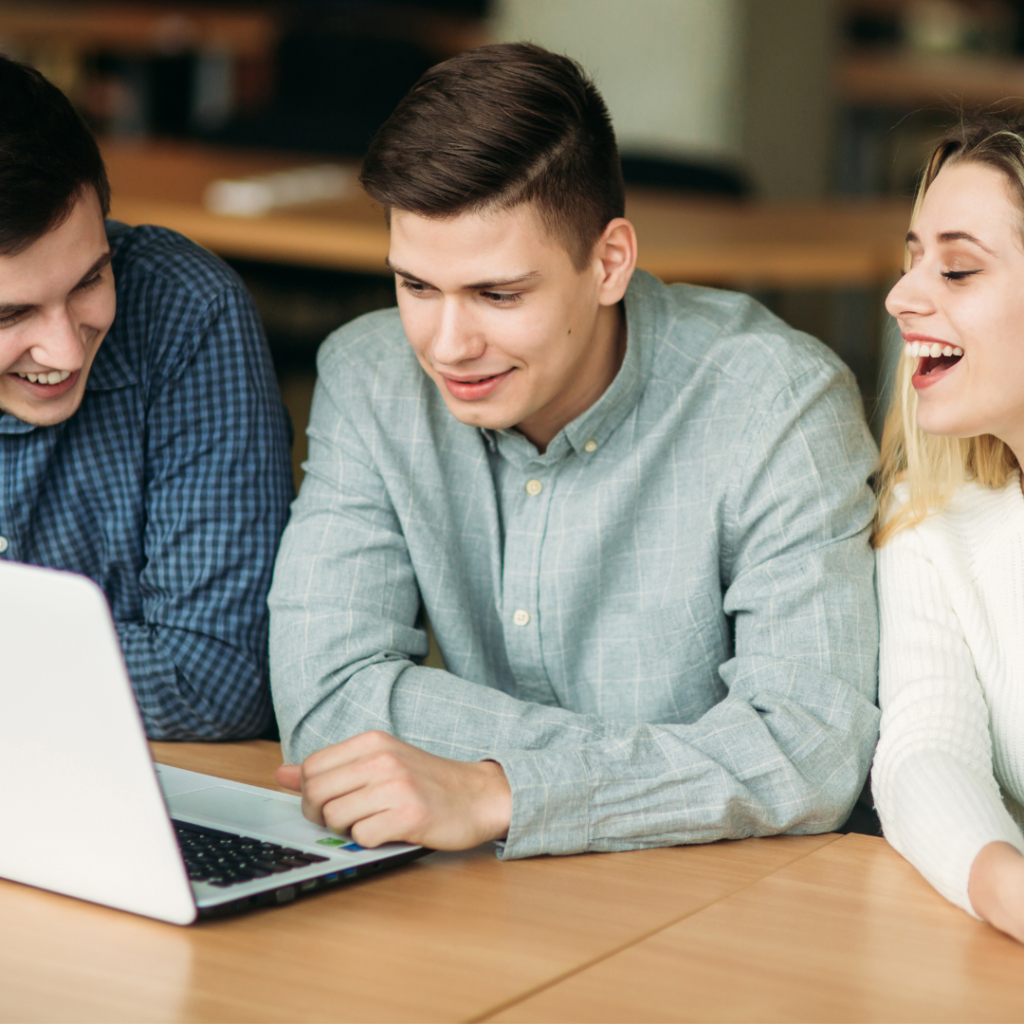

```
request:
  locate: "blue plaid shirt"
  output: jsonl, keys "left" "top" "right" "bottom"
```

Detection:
{"left": 0, "top": 221, "right": 293, "bottom": 739}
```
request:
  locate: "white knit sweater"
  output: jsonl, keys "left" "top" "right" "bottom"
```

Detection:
{"left": 874, "top": 472, "right": 1024, "bottom": 916}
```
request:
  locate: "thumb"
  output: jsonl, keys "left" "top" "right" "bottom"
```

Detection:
{"left": 276, "top": 763, "right": 302, "bottom": 791}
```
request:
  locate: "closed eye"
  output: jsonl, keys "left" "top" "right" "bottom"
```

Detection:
{"left": 75, "top": 272, "right": 105, "bottom": 292}
{"left": 399, "top": 279, "right": 433, "bottom": 297}
{"left": 942, "top": 269, "right": 981, "bottom": 281}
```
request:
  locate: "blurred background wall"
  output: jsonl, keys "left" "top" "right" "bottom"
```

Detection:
{"left": 4, "top": 0, "right": 1024, "bottom": 471}
{"left": 493, "top": 0, "right": 746, "bottom": 162}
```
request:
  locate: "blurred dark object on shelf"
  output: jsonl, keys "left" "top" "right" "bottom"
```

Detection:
{"left": 209, "top": 3, "right": 490, "bottom": 156}
{"left": 843, "top": 0, "right": 1023, "bottom": 55}
{"left": 620, "top": 154, "right": 753, "bottom": 198}
{"left": 0, "top": 1, "right": 491, "bottom": 148}
{"left": 210, "top": 33, "right": 435, "bottom": 155}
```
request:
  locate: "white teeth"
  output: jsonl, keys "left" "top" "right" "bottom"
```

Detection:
{"left": 15, "top": 369, "right": 72, "bottom": 384}
{"left": 942, "top": 346, "right": 953, "bottom": 357}
{"left": 929, "top": 343, "right": 942, "bottom": 357}
{"left": 953, "top": 347, "right": 963, "bottom": 356}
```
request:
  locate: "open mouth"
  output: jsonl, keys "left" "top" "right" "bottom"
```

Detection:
{"left": 8, "top": 369, "right": 80, "bottom": 398}
{"left": 905, "top": 341, "right": 963, "bottom": 385}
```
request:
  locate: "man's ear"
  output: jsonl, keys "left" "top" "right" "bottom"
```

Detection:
{"left": 594, "top": 218, "right": 638, "bottom": 307}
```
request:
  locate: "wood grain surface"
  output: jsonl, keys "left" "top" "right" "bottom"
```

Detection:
{"left": 487, "top": 833, "right": 1024, "bottom": 1024}
{"left": 0, "top": 742, "right": 833, "bottom": 1023}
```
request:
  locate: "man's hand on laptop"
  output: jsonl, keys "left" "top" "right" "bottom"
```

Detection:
{"left": 275, "top": 731, "right": 512, "bottom": 850}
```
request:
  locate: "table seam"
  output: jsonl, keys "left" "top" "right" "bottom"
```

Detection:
{"left": 463, "top": 832, "right": 843, "bottom": 1024}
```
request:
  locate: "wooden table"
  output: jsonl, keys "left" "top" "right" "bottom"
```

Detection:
{"left": 101, "top": 139, "right": 911, "bottom": 289}
{"left": 3, "top": 743, "right": 1024, "bottom": 1023}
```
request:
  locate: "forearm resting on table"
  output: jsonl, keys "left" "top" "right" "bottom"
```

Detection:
{"left": 969, "top": 841, "right": 1024, "bottom": 942}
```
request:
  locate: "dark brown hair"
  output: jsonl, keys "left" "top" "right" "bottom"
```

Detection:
{"left": 359, "top": 42, "right": 624, "bottom": 270}
{"left": 0, "top": 55, "right": 110, "bottom": 256}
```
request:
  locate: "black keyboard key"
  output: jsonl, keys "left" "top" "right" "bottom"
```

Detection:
{"left": 172, "top": 819, "right": 328, "bottom": 889}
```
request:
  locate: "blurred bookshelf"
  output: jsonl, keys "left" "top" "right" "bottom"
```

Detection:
{"left": 837, "top": 0, "right": 1024, "bottom": 196}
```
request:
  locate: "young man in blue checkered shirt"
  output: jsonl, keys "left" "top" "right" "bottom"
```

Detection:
{"left": 0, "top": 57, "right": 292, "bottom": 739}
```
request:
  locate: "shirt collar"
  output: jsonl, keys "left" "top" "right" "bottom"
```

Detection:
{"left": 483, "top": 270, "right": 657, "bottom": 466}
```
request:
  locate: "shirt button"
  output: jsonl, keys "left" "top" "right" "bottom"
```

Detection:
{"left": 525, "top": 479, "right": 543, "bottom": 496}
{"left": 512, "top": 609, "right": 531, "bottom": 626}
{"left": 584, "top": 440, "right": 598, "bottom": 453}
{"left": 0, "top": 536, "right": 7, "bottom": 554}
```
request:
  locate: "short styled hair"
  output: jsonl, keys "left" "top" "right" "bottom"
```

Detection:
{"left": 0, "top": 55, "right": 110, "bottom": 256}
{"left": 360, "top": 43, "right": 624, "bottom": 270}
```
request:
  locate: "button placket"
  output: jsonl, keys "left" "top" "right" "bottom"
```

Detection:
{"left": 499, "top": 462, "right": 557, "bottom": 704}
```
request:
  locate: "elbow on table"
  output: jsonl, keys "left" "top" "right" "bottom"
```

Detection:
{"left": 141, "top": 681, "right": 274, "bottom": 742}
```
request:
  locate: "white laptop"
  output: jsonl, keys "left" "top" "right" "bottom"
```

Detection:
{"left": 0, "top": 559, "right": 425, "bottom": 925}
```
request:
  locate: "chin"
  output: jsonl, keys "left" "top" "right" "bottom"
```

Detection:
{"left": 915, "top": 408, "right": 988, "bottom": 440}
{"left": 441, "top": 398, "right": 518, "bottom": 433}
{"left": 0, "top": 395, "right": 83, "bottom": 428}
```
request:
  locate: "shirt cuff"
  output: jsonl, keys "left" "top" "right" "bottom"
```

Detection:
{"left": 487, "top": 748, "right": 593, "bottom": 859}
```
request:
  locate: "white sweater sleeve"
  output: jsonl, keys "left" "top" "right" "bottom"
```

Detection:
{"left": 873, "top": 525, "right": 1024, "bottom": 916}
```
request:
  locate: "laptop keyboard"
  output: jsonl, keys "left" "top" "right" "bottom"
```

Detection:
{"left": 173, "top": 819, "right": 329, "bottom": 888}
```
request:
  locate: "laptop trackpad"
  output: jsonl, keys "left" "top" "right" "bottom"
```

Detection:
{"left": 168, "top": 786, "right": 301, "bottom": 830}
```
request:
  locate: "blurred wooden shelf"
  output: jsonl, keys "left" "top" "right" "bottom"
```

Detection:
{"left": 0, "top": 3, "right": 278, "bottom": 57}
{"left": 838, "top": 50, "right": 1024, "bottom": 108}
{"left": 101, "top": 139, "right": 911, "bottom": 289}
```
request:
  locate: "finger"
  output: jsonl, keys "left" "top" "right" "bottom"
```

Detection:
{"left": 320, "top": 787, "right": 394, "bottom": 839}
{"left": 275, "top": 764, "right": 301, "bottom": 791}
{"left": 350, "top": 808, "right": 411, "bottom": 849}
{"left": 301, "top": 731, "right": 395, "bottom": 779}
{"left": 301, "top": 761, "right": 378, "bottom": 826}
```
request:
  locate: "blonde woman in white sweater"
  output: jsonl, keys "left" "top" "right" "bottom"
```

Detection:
{"left": 873, "top": 115, "right": 1024, "bottom": 942}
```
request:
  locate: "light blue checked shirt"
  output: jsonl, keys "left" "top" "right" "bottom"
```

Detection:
{"left": 269, "top": 270, "right": 880, "bottom": 858}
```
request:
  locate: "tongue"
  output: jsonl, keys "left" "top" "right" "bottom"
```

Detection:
{"left": 923, "top": 354, "right": 961, "bottom": 375}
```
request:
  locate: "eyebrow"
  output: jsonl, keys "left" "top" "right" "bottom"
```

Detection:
{"left": 385, "top": 258, "right": 540, "bottom": 291}
{"left": 0, "top": 250, "right": 112, "bottom": 317}
{"left": 906, "top": 229, "right": 996, "bottom": 254}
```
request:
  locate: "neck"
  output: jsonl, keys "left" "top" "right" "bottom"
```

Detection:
{"left": 516, "top": 302, "right": 626, "bottom": 453}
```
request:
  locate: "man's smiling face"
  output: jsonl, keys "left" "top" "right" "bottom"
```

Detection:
{"left": 389, "top": 201, "right": 629, "bottom": 450}
{"left": 0, "top": 187, "right": 115, "bottom": 427}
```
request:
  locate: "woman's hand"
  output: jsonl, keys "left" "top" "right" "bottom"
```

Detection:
{"left": 968, "top": 841, "right": 1024, "bottom": 942}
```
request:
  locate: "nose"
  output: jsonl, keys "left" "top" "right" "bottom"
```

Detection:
{"left": 28, "top": 306, "right": 84, "bottom": 370}
{"left": 431, "top": 297, "right": 485, "bottom": 367}
{"left": 885, "top": 265, "right": 935, "bottom": 321}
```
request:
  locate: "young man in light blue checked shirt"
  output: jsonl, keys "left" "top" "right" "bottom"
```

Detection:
{"left": 270, "top": 43, "right": 880, "bottom": 857}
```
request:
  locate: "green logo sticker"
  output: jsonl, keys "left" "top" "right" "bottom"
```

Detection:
{"left": 316, "top": 837, "right": 346, "bottom": 847}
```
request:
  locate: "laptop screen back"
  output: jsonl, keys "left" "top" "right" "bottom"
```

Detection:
{"left": 0, "top": 561, "right": 196, "bottom": 924}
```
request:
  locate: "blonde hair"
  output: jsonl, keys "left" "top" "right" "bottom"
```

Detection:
{"left": 873, "top": 115, "right": 1024, "bottom": 547}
